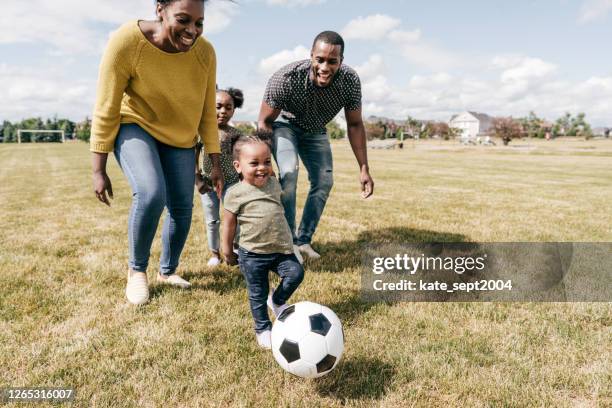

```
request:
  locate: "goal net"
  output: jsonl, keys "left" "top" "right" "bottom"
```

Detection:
{"left": 17, "top": 129, "right": 65, "bottom": 143}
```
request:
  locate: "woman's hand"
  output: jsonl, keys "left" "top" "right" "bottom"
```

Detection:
{"left": 93, "top": 171, "right": 113, "bottom": 206}
{"left": 208, "top": 153, "right": 224, "bottom": 199}
{"left": 92, "top": 152, "right": 113, "bottom": 206}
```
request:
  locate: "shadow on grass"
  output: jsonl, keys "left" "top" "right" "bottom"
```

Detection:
{"left": 325, "top": 289, "right": 382, "bottom": 325}
{"left": 315, "top": 357, "right": 396, "bottom": 402}
{"left": 308, "top": 226, "right": 468, "bottom": 273}
{"left": 194, "top": 267, "right": 246, "bottom": 294}
{"left": 148, "top": 267, "right": 245, "bottom": 299}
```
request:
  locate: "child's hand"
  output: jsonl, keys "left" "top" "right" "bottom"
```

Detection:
{"left": 195, "top": 173, "right": 212, "bottom": 194}
{"left": 224, "top": 252, "right": 238, "bottom": 266}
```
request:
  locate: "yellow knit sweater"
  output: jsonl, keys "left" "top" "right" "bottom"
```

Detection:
{"left": 90, "top": 20, "right": 220, "bottom": 154}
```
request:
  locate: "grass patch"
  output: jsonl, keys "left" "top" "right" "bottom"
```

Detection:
{"left": 0, "top": 140, "right": 610, "bottom": 407}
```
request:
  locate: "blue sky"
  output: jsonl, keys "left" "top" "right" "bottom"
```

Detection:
{"left": 1, "top": 0, "right": 611, "bottom": 125}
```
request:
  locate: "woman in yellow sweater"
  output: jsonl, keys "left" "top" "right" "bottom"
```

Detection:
{"left": 90, "top": 0, "right": 222, "bottom": 305}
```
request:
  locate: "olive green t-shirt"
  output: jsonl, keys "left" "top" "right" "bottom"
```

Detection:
{"left": 224, "top": 177, "right": 294, "bottom": 254}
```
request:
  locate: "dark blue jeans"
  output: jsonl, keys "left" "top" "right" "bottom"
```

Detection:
{"left": 272, "top": 121, "right": 333, "bottom": 245}
{"left": 238, "top": 248, "right": 304, "bottom": 333}
{"left": 114, "top": 124, "right": 195, "bottom": 276}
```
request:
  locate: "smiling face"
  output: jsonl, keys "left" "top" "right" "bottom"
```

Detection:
{"left": 233, "top": 142, "right": 272, "bottom": 187}
{"left": 157, "top": 0, "right": 204, "bottom": 53}
{"left": 216, "top": 91, "right": 235, "bottom": 127}
{"left": 310, "top": 40, "right": 343, "bottom": 87}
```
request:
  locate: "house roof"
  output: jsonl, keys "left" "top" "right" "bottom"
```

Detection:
{"left": 449, "top": 111, "right": 494, "bottom": 123}
{"left": 467, "top": 111, "right": 494, "bottom": 123}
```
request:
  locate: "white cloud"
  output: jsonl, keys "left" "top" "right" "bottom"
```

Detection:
{"left": 341, "top": 14, "right": 401, "bottom": 40}
{"left": 0, "top": 64, "right": 95, "bottom": 121}
{"left": 492, "top": 55, "right": 558, "bottom": 82}
{"left": 387, "top": 29, "right": 421, "bottom": 43}
{"left": 266, "top": 0, "right": 326, "bottom": 7}
{"left": 578, "top": 0, "right": 612, "bottom": 23}
{"left": 352, "top": 53, "right": 612, "bottom": 126}
{"left": 391, "top": 40, "right": 464, "bottom": 71}
{"left": 354, "top": 54, "right": 386, "bottom": 81}
{"left": 204, "top": 0, "right": 240, "bottom": 34}
{"left": 258, "top": 45, "right": 310, "bottom": 76}
{"left": 0, "top": 0, "right": 237, "bottom": 54}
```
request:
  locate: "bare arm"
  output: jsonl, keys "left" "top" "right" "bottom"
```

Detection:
{"left": 221, "top": 209, "right": 238, "bottom": 265}
{"left": 208, "top": 153, "right": 223, "bottom": 199}
{"left": 92, "top": 152, "right": 113, "bottom": 206}
{"left": 258, "top": 101, "right": 281, "bottom": 133}
{"left": 345, "top": 107, "right": 374, "bottom": 198}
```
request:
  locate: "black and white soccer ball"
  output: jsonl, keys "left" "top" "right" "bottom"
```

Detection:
{"left": 271, "top": 301, "right": 344, "bottom": 378}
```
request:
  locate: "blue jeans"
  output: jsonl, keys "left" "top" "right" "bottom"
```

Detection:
{"left": 199, "top": 185, "right": 238, "bottom": 252}
{"left": 272, "top": 121, "right": 333, "bottom": 245}
{"left": 114, "top": 124, "right": 195, "bottom": 276}
{"left": 238, "top": 248, "right": 304, "bottom": 333}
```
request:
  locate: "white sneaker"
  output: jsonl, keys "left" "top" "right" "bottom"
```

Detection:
{"left": 298, "top": 243, "right": 321, "bottom": 259}
{"left": 207, "top": 256, "right": 221, "bottom": 267}
{"left": 267, "top": 291, "right": 289, "bottom": 318}
{"left": 125, "top": 271, "right": 149, "bottom": 305}
{"left": 156, "top": 274, "right": 191, "bottom": 289}
{"left": 256, "top": 330, "right": 272, "bottom": 349}
{"left": 293, "top": 245, "right": 304, "bottom": 264}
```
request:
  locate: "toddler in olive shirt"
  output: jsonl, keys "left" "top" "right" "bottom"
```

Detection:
{"left": 222, "top": 132, "right": 304, "bottom": 349}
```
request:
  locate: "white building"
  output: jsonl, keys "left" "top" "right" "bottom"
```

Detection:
{"left": 449, "top": 111, "right": 494, "bottom": 141}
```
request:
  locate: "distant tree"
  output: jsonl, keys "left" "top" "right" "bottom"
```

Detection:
{"left": 14, "top": 117, "right": 45, "bottom": 142}
{"left": 427, "top": 122, "right": 461, "bottom": 140}
{"left": 234, "top": 122, "right": 255, "bottom": 136}
{"left": 76, "top": 117, "right": 92, "bottom": 142}
{"left": 404, "top": 116, "right": 422, "bottom": 139}
{"left": 364, "top": 121, "right": 384, "bottom": 140}
{"left": 492, "top": 117, "right": 522, "bottom": 145}
{"left": 2, "top": 121, "right": 16, "bottom": 142}
{"left": 552, "top": 112, "right": 592, "bottom": 138}
{"left": 570, "top": 112, "right": 592, "bottom": 139}
{"left": 552, "top": 112, "right": 571, "bottom": 137}
{"left": 326, "top": 120, "right": 345, "bottom": 139}
{"left": 520, "top": 111, "right": 546, "bottom": 139}
{"left": 57, "top": 119, "right": 76, "bottom": 140}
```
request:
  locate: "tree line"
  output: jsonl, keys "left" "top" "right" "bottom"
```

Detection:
{"left": 363, "top": 111, "right": 604, "bottom": 144}
{"left": 1, "top": 117, "right": 91, "bottom": 142}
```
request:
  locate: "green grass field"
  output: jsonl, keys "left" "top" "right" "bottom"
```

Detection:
{"left": 1, "top": 139, "right": 610, "bottom": 407}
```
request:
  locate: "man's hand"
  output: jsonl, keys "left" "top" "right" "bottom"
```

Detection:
{"left": 93, "top": 171, "right": 113, "bottom": 206}
{"left": 360, "top": 166, "right": 374, "bottom": 198}
{"left": 258, "top": 101, "right": 281, "bottom": 133}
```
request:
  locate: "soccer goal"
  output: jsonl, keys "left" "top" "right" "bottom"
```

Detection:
{"left": 17, "top": 129, "right": 65, "bottom": 143}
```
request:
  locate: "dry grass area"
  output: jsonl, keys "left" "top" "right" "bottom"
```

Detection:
{"left": 0, "top": 139, "right": 611, "bottom": 407}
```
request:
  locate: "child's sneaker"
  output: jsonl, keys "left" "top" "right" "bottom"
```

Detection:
{"left": 207, "top": 256, "right": 221, "bottom": 267}
{"left": 298, "top": 243, "right": 320, "bottom": 259}
{"left": 256, "top": 330, "right": 272, "bottom": 349}
{"left": 267, "top": 291, "right": 289, "bottom": 318}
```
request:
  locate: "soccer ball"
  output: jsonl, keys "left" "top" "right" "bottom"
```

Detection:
{"left": 271, "top": 301, "right": 344, "bottom": 378}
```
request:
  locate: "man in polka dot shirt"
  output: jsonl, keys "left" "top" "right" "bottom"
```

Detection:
{"left": 258, "top": 31, "right": 374, "bottom": 260}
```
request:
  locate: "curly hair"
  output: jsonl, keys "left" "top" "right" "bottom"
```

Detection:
{"left": 157, "top": 0, "right": 206, "bottom": 5}
{"left": 218, "top": 87, "right": 244, "bottom": 109}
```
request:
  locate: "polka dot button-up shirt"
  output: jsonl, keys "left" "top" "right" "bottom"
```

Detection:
{"left": 263, "top": 59, "right": 362, "bottom": 133}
